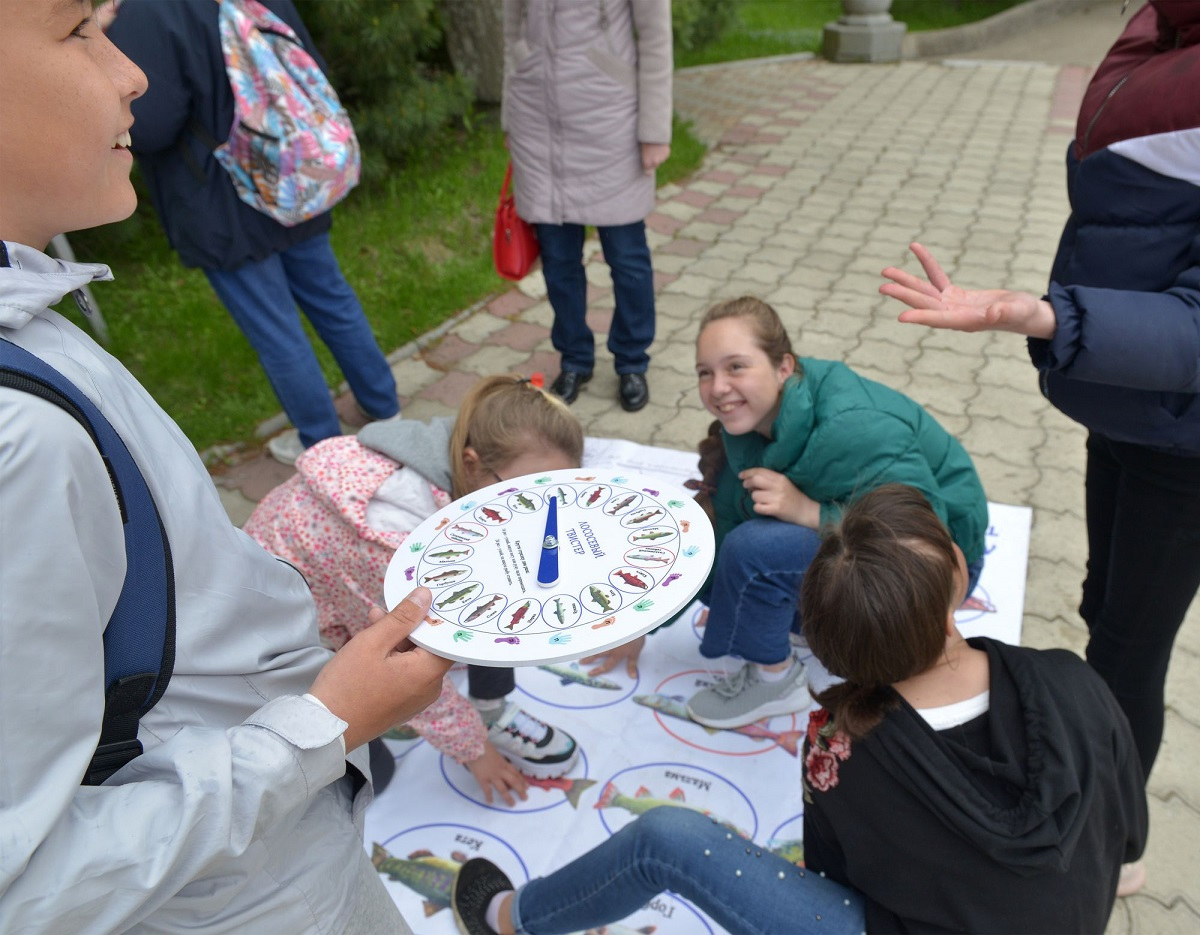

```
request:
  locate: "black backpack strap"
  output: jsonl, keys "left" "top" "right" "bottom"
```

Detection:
{"left": 0, "top": 338, "right": 175, "bottom": 785}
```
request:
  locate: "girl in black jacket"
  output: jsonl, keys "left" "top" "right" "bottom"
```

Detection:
{"left": 450, "top": 485, "right": 1146, "bottom": 935}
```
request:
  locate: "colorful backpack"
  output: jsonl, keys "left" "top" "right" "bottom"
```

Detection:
{"left": 211, "top": 0, "right": 361, "bottom": 227}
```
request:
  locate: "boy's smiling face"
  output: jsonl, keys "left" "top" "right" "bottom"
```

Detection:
{"left": 0, "top": 0, "right": 146, "bottom": 249}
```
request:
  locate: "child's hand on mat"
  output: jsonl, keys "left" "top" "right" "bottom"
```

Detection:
{"left": 467, "top": 744, "right": 530, "bottom": 807}
{"left": 310, "top": 587, "right": 453, "bottom": 752}
{"left": 583, "top": 635, "right": 645, "bottom": 678}
{"left": 739, "top": 468, "right": 821, "bottom": 528}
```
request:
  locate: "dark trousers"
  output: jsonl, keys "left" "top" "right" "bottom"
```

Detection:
{"left": 467, "top": 665, "right": 515, "bottom": 701}
{"left": 1081, "top": 433, "right": 1200, "bottom": 778}
{"left": 536, "top": 221, "right": 655, "bottom": 375}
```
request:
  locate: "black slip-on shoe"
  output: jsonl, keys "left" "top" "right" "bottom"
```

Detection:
{"left": 452, "top": 858, "right": 514, "bottom": 935}
{"left": 550, "top": 369, "right": 592, "bottom": 404}
{"left": 618, "top": 371, "right": 649, "bottom": 412}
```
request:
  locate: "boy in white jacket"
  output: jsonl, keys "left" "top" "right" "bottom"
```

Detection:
{"left": 0, "top": 2, "right": 448, "bottom": 931}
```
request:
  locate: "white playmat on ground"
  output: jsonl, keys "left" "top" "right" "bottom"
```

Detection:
{"left": 364, "top": 440, "right": 1032, "bottom": 934}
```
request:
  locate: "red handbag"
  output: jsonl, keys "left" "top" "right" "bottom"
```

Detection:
{"left": 493, "top": 163, "right": 540, "bottom": 281}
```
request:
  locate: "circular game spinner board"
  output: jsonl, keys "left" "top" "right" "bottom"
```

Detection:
{"left": 383, "top": 468, "right": 715, "bottom": 666}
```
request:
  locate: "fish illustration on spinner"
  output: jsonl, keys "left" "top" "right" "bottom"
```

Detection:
{"left": 436, "top": 585, "right": 479, "bottom": 609}
{"left": 628, "top": 551, "right": 670, "bottom": 564}
{"left": 505, "top": 601, "right": 532, "bottom": 630}
{"left": 465, "top": 594, "right": 503, "bottom": 622}
{"left": 423, "top": 568, "right": 466, "bottom": 584}
{"left": 615, "top": 569, "right": 649, "bottom": 590}
{"left": 606, "top": 494, "right": 636, "bottom": 515}
{"left": 588, "top": 586, "right": 614, "bottom": 613}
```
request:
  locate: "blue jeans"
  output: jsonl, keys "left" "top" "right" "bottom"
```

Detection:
{"left": 535, "top": 221, "right": 655, "bottom": 374}
{"left": 205, "top": 232, "right": 399, "bottom": 448}
{"left": 700, "top": 519, "right": 823, "bottom": 665}
{"left": 699, "top": 519, "right": 986, "bottom": 666}
{"left": 512, "top": 808, "right": 864, "bottom": 934}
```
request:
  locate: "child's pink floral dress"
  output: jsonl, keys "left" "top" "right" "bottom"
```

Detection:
{"left": 245, "top": 435, "right": 486, "bottom": 763}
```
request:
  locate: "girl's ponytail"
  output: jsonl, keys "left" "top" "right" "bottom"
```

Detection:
{"left": 811, "top": 681, "right": 897, "bottom": 742}
{"left": 690, "top": 419, "right": 726, "bottom": 525}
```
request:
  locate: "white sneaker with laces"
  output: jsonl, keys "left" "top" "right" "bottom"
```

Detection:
{"left": 486, "top": 703, "right": 579, "bottom": 779}
{"left": 267, "top": 428, "right": 305, "bottom": 466}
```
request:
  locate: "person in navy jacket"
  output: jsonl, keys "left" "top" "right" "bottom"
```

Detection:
{"left": 106, "top": 0, "right": 400, "bottom": 464}
{"left": 880, "top": 0, "right": 1199, "bottom": 895}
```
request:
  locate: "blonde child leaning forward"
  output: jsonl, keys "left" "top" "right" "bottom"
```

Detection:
{"left": 246, "top": 375, "right": 585, "bottom": 803}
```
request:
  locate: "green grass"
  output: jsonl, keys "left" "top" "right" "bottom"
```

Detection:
{"left": 55, "top": 113, "right": 708, "bottom": 452}
{"left": 677, "top": 0, "right": 1028, "bottom": 67}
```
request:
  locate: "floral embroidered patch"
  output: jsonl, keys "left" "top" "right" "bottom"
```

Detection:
{"left": 804, "top": 707, "right": 852, "bottom": 793}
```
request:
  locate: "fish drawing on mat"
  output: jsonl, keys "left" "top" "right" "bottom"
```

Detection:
{"left": 382, "top": 724, "right": 420, "bottom": 742}
{"left": 584, "top": 926, "right": 657, "bottom": 935}
{"left": 633, "top": 693, "right": 805, "bottom": 756}
{"left": 767, "top": 837, "right": 805, "bottom": 867}
{"left": 595, "top": 783, "right": 748, "bottom": 838}
{"left": 370, "top": 843, "right": 466, "bottom": 916}
{"left": 524, "top": 775, "right": 599, "bottom": 808}
{"left": 960, "top": 593, "right": 996, "bottom": 613}
{"left": 540, "top": 662, "right": 622, "bottom": 690}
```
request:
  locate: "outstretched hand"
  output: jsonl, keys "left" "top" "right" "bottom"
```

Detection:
{"left": 880, "top": 242, "right": 1057, "bottom": 339}
{"left": 309, "top": 587, "right": 453, "bottom": 752}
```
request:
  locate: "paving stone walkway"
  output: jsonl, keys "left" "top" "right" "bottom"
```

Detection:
{"left": 213, "top": 40, "right": 1199, "bottom": 935}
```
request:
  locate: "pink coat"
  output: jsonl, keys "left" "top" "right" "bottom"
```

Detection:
{"left": 502, "top": 0, "right": 672, "bottom": 226}
{"left": 245, "top": 436, "right": 487, "bottom": 763}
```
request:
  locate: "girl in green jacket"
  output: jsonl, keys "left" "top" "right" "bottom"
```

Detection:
{"left": 684, "top": 297, "right": 988, "bottom": 729}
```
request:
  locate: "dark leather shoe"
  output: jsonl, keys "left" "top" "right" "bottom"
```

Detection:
{"left": 619, "top": 372, "right": 649, "bottom": 412}
{"left": 550, "top": 369, "right": 592, "bottom": 404}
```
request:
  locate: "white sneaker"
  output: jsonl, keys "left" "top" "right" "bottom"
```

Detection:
{"left": 486, "top": 703, "right": 579, "bottom": 779}
{"left": 267, "top": 429, "right": 305, "bottom": 466}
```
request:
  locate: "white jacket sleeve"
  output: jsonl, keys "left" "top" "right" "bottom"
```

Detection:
{"left": 0, "top": 394, "right": 348, "bottom": 932}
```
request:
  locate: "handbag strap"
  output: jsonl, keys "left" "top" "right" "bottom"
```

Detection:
{"left": 500, "top": 162, "right": 514, "bottom": 204}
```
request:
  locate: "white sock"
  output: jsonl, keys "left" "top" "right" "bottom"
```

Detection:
{"left": 485, "top": 891, "right": 513, "bottom": 933}
{"left": 757, "top": 661, "right": 793, "bottom": 683}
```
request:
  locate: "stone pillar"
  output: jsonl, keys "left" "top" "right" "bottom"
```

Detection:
{"left": 823, "top": 0, "right": 906, "bottom": 63}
